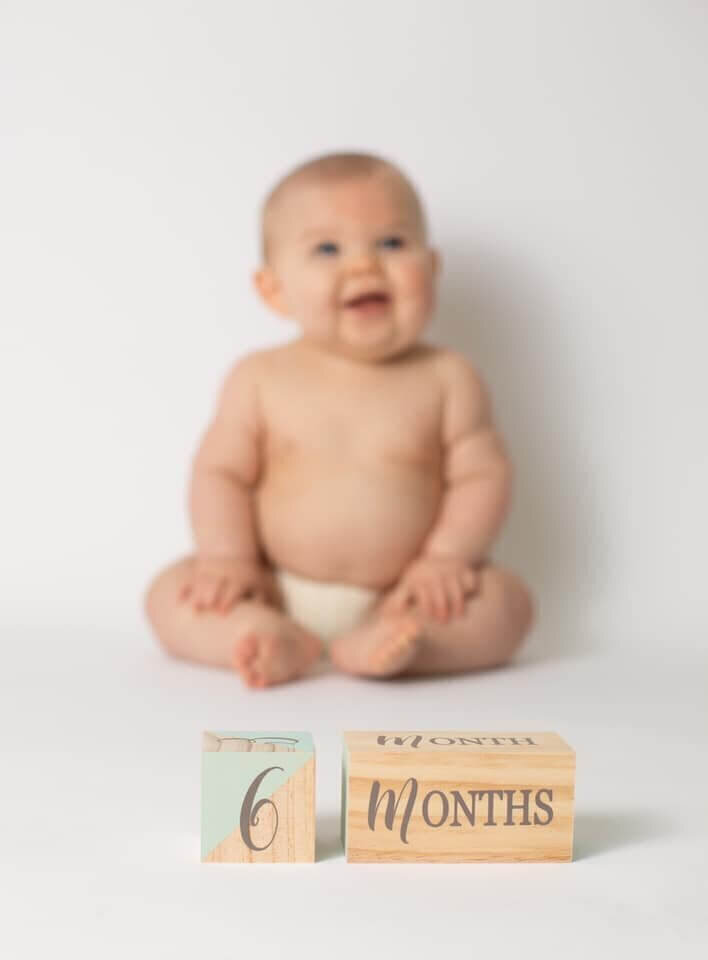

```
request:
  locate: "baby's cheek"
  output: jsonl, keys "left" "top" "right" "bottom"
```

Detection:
{"left": 395, "top": 262, "right": 435, "bottom": 315}
{"left": 309, "top": 270, "right": 337, "bottom": 305}
{"left": 394, "top": 253, "right": 433, "bottom": 293}
{"left": 293, "top": 274, "right": 333, "bottom": 322}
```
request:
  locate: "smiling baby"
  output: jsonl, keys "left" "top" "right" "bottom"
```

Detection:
{"left": 144, "top": 151, "right": 534, "bottom": 688}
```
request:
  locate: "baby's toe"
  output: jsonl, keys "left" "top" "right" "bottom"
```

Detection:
{"left": 243, "top": 667, "right": 266, "bottom": 688}
{"left": 370, "top": 618, "right": 421, "bottom": 675}
{"left": 396, "top": 616, "right": 421, "bottom": 644}
{"left": 241, "top": 634, "right": 282, "bottom": 688}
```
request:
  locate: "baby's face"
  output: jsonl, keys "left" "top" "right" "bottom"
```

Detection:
{"left": 254, "top": 173, "right": 439, "bottom": 363}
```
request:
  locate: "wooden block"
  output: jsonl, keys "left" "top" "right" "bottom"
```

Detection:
{"left": 201, "top": 731, "right": 315, "bottom": 863}
{"left": 341, "top": 731, "right": 575, "bottom": 863}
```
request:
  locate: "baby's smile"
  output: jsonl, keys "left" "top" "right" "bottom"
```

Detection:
{"left": 342, "top": 289, "right": 391, "bottom": 317}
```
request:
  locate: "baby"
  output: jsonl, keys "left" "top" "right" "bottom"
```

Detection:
{"left": 144, "top": 151, "right": 534, "bottom": 688}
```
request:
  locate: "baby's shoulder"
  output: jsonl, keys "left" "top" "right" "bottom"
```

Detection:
{"left": 221, "top": 344, "right": 284, "bottom": 385}
{"left": 212, "top": 349, "right": 277, "bottom": 417}
{"left": 423, "top": 345, "right": 485, "bottom": 389}
{"left": 424, "top": 347, "right": 493, "bottom": 431}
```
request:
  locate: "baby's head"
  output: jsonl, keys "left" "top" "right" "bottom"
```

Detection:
{"left": 253, "top": 152, "right": 440, "bottom": 363}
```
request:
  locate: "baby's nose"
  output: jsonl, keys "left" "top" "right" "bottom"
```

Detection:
{"left": 345, "top": 248, "right": 382, "bottom": 274}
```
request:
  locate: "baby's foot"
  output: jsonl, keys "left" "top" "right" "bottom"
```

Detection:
{"left": 232, "top": 623, "right": 322, "bottom": 689}
{"left": 331, "top": 614, "right": 422, "bottom": 678}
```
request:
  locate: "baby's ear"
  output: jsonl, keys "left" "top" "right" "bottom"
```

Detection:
{"left": 252, "top": 266, "right": 288, "bottom": 317}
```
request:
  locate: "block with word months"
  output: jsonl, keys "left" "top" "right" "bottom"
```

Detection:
{"left": 201, "top": 731, "right": 315, "bottom": 863}
{"left": 341, "top": 731, "right": 575, "bottom": 863}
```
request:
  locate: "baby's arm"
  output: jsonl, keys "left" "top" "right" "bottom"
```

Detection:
{"left": 383, "top": 352, "right": 511, "bottom": 622}
{"left": 181, "top": 355, "right": 280, "bottom": 613}
{"left": 421, "top": 352, "right": 511, "bottom": 563}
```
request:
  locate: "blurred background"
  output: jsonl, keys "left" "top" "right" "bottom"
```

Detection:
{"left": 2, "top": 0, "right": 706, "bottom": 657}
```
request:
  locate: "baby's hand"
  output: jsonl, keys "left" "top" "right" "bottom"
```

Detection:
{"left": 179, "top": 556, "right": 283, "bottom": 614}
{"left": 380, "top": 555, "right": 480, "bottom": 623}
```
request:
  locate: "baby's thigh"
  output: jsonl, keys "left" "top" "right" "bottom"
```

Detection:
{"left": 144, "top": 554, "right": 195, "bottom": 615}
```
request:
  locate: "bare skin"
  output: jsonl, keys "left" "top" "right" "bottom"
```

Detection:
{"left": 146, "top": 556, "right": 323, "bottom": 687}
{"left": 144, "top": 167, "right": 534, "bottom": 687}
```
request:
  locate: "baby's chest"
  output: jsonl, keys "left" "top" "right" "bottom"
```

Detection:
{"left": 266, "top": 390, "right": 443, "bottom": 467}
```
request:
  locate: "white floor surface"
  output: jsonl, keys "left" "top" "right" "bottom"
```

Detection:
{"left": 1, "top": 629, "right": 706, "bottom": 959}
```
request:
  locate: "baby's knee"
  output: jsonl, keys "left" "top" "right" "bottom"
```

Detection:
{"left": 143, "top": 567, "right": 166, "bottom": 626}
{"left": 143, "top": 555, "right": 194, "bottom": 632}
{"left": 507, "top": 573, "right": 534, "bottom": 638}
{"left": 482, "top": 566, "right": 535, "bottom": 657}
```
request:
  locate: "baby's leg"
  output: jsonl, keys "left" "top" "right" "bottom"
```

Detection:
{"left": 329, "top": 564, "right": 533, "bottom": 679}
{"left": 328, "top": 607, "right": 423, "bottom": 678}
{"left": 144, "top": 556, "right": 322, "bottom": 688}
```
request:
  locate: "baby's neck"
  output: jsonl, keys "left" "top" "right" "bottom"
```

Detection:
{"left": 290, "top": 336, "right": 424, "bottom": 369}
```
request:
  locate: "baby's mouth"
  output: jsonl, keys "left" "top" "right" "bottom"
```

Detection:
{"left": 342, "top": 291, "right": 391, "bottom": 314}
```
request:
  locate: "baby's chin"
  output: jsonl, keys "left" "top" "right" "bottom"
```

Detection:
{"left": 326, "top": 328, "right": 419, "bottom": 364}
{"left": 295, "top": 314, "right": 427, "bottom": 363}
{"left": 340, "top": 314, "right": 426, "bottom": 360}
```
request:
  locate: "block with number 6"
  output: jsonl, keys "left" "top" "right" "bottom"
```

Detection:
{"left": 201, "top": 731, "right": 315, "bottom": 863}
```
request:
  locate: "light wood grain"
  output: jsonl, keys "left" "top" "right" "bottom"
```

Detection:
{"left": 343, "top": 730, "right": 575, "bottom": 863}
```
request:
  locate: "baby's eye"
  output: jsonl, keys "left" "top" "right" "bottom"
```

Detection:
{"left": 313, "top": 241, "right": 339, "bottom": 256}
{"left": 379, "top": 235, "right": 405, "bottom": 249}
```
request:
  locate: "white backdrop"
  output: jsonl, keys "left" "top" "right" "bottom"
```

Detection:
{"left": 2, "top": 6, "right": 707, "bottom": 958}
{"left": 2, "top": 0, "right": 706, "bottom": 656}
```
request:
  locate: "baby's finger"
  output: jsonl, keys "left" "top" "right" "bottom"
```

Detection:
{"left": 415, "top": 582, "right": 434, "bottom": 620}
{"left": 429, "top": 579, "right": 449, "bottom": 622}
{"left": 217, "top": 581, "right": 242, "bottom": 613}
{"left": 447, "top": 575, "right": 466, "bottom": 618}
{"left": 462, "top": 568, "right": 479, "bottom": 594}
{"left": 206, "top": 578, "right": 225, "bottom": 610}
{"left": 211, "top": 578, "right": 229, "bottom": 612}
{"left": 191, "top": 581, "right": 208, "bottom": 610}
{"left": 195, "top": 577, "right": 219, "bottom": 611}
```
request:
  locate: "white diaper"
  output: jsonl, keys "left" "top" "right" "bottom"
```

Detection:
{"left": 273, "top": 569, "right": 379, "bottom": 649}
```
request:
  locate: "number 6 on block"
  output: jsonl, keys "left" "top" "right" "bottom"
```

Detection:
{"left": 201, "top": 731, "right": 315, "bottom": 863}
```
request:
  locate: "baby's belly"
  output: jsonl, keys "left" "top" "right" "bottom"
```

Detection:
{"left": 255, "top": 457, "right": 444, "bottom": 589}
